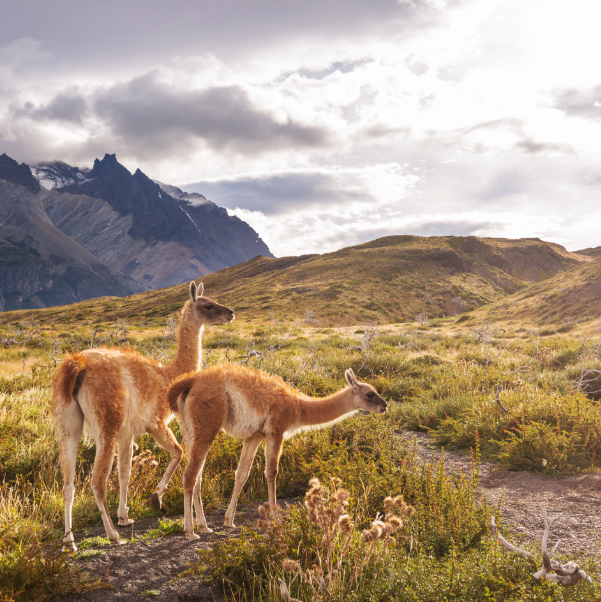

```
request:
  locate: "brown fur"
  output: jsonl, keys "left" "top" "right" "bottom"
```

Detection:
{"left": 52, "top": 354, "right": 87, "bottom": 413}
{"left": 168, "top": 364, "right": 387, "bottom": 538}
{"left": 166, "top": 372, "right": 197, "bottom": 413}
{"left": 52, "top": 280, "right": 234, "bottom": 551}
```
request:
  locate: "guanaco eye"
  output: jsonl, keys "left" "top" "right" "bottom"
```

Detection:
{"left": 366, "top": 392, "right": 375, "bottom": 399}
{"left": 204, "top": 304, "right": 214, "bottom": 310}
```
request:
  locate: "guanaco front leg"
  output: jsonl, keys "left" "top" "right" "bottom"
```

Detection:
{"left": 117, "top": 436, "right": 135, "bottom": 526}
{"left": 264, "top": 433, "right": 284, "bottom": 520}
{"left": 147, "top": 424, "right": 183, "bottom": 511}
{"left": 224, "top": 436, "right": 262, "bottom": 528}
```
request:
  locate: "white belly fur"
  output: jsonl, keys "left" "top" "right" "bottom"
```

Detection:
{"left": 223, "top": 384, "right": 266, "bottom": 439}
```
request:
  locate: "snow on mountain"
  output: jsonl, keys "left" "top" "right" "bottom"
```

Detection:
{"left": 30, "top": 161, "right": 91, "bottom": 190}
{"left": 154, "top": 180, "right": 211, "bottom": 206}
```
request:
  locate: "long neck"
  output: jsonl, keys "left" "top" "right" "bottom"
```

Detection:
{"left": 167, "top": 302, "right": 203, "bottom": 377}
{"left": 298, "top": 388, "right": 356, "bottom": 427}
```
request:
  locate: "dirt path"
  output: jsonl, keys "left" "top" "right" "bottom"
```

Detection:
{"left": 67, "top": 433, "right": 601, "bottom": 600}
{"left": 400, "top": 431, "right": 601, "bottom": 557}
{"left": 64, "top": 506, "right": 261, "bottom": 602}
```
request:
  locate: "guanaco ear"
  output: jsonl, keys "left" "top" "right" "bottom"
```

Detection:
{"left": 197, "top": 281, "right": 204, "bottom": 298}
{"left": 345, "top": 369, "right": 359, "bottom": 390}
{"left": 189, "top": 281, "right": 197, "bottom": 302}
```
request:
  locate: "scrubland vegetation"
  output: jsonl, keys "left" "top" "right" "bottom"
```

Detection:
{"left": 2, "top": 313, "right": 601, "bottom": 600}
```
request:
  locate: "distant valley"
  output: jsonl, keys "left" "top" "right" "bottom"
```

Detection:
{"left": 0, "top": 153, "right": 272, "bottom": 311}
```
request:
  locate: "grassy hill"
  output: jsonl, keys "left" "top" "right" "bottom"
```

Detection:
{"left": 469, "top": 254, "right": 601, "bottom": 328}
{"left": 0, "top": 235, "right": 587, "bottom": 327}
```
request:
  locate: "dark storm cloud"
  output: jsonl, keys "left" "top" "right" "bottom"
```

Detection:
{"left": 553, "top": 85, "right": 601, "bottom": 120}
{"left": 182, "top": 170, "right": 369, "bottom": 214}
{"left": 92, "top": 74, "right": 330, "bottom": 154}
{"left": 15, "top": 92, "right": 88, "bottom": 124}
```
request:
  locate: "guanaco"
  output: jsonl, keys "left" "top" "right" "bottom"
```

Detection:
{"left": 166, "top": 364, "right": 387, "bottom": 539}
{"left": 52, "top": 281, "right": 234, "bottom": 551}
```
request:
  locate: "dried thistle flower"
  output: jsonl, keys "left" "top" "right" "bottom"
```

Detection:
{"left": 393, "top": 495, "right": 405, "bottom": 508}
{"left": 371, "top": 520, "right": 386, "bottom": 539}
{"left": 307, "top": 511, "right": 318, "bottom": 523}
{"left": 387, "top": 516, "right": 403, "bottom": 531}
{"left": 308, "top": 478, "right": 322, "bottom": 492}
{"left": 338, "top": 514, "right": 353, "bottom": 533}
{"left": 330, "top": 477, "right": 342, "bottom": 487}
{"left": 403, "top": 505, "right": 415, "bottom": 517}
{"left": 336, "top": 489, "right": 350, "bottom": 504}
{"left": 383, "top": 496, "right": 394, "bottom": 510}
{"left": 258, "top": 503, "right": 271, "bottom": 518}
{"left": 361, "top": 528, "right": 377, "bottom": 543}
{"left": 282, "top": 558, "right": 300, "bottom": 574}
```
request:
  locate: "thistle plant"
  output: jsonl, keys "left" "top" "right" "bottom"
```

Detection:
{"left": 277, "top": 477, "right": 414, "bottom": 600}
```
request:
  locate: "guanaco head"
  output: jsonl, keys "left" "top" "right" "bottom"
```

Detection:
{"left": 345, "top": 368, "right": 387, "bottom": 414}
{"left": 189, "top": 281, "right": 235, "bottom": 325}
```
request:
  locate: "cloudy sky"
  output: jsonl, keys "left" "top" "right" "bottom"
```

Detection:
{"left": 2, "top": 0, "right": 601, "bottom": 257}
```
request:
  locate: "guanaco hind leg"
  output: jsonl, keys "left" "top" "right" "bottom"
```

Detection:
{"left": 90, "top": 435, "right": 126, "bottom": 545}
{"left": 183, "top": 440, "right": 213, "bottom": 539}
{"left": 224, "top": 436, "right": 263, "bottom": 528}
{"left": 55, "top": 400, "right": 84, "bottom": 552}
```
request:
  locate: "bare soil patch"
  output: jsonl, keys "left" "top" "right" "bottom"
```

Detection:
{"left": 400, "top": 431, "right": 601, "bottom": 557}
{"left": 64, "top": 506, "right": 261, "bottom": 602}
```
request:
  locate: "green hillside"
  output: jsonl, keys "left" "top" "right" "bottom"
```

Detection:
{"left": 471, "top": 254, "right": 601, "bottom": 328}
{"left": 0, "top": 235, "right": 586, "bottom": 327}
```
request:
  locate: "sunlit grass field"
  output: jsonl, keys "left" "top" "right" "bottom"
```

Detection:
{"left": 2, "top": 311, "right": 601, "bottom": 600}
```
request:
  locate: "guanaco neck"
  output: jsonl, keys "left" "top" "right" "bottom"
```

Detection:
{"left": 166, "top": 302, "right": 203, "bottom": 378}
{"left": 298, "top": 389, "right": 356, "bottom": 427}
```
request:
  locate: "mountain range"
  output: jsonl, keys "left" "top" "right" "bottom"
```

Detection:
{"left": 0, "top": 153, "right": 272, "bottom": 311}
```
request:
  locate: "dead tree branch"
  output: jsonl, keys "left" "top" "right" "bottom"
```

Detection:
{"left": 490, "top": 507, "right": 592, "bottom": 587}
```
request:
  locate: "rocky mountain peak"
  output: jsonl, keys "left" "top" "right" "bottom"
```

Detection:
{"left": 0, "top": 153, "right": 41, "bottom": 195}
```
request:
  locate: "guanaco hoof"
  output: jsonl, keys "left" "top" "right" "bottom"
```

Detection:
{"left": 186, "top": 532, "right": 200, "bottom": 540}
{"left": 110, "top": 537, "right": 128, "bottom": 546}
{"left": 224, "top": 520, "right": 236, "bottom": 528}
{"left": 118, "top": 518, "right": 135, "bottom": 526}
{"left": 150, "top": 492, "right": 162, "bottom": 510}
{"left": 196, "top": 525, "right": 213, "bottom": 533}
{"left": 63, "top": 542, "right": 78, "bottom": 553}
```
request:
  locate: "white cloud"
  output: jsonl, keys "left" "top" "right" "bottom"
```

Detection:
{"left": 2, "top": 0, "right": 601, "bottom": 257}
